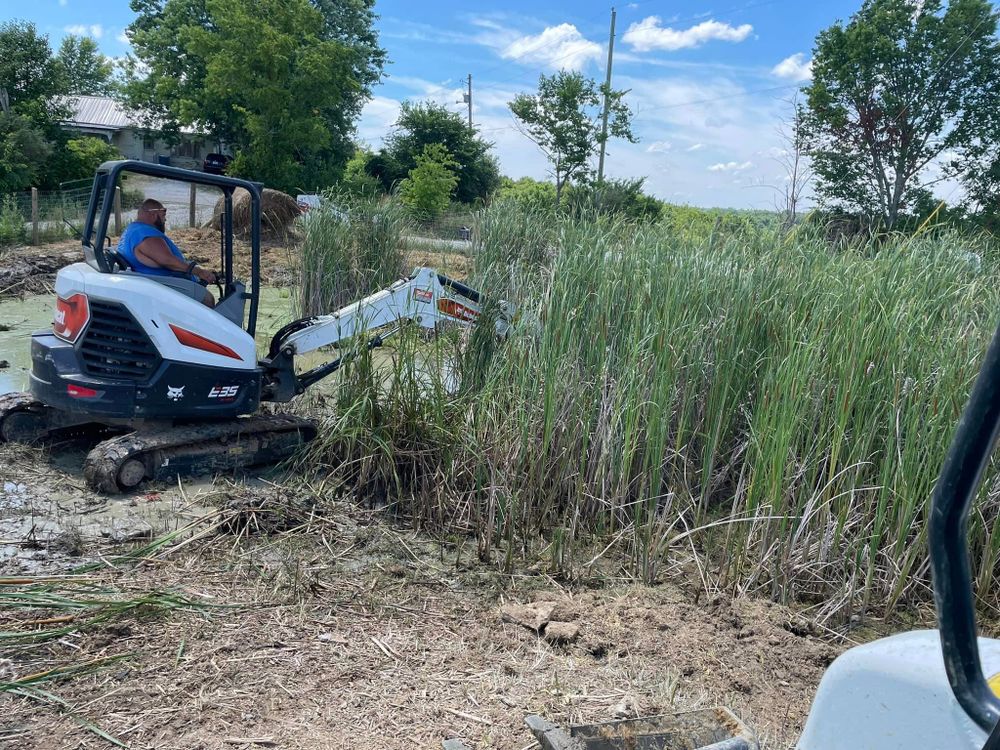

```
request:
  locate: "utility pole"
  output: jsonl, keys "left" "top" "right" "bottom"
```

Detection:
{"left": 597, "top": 7, "right": 617, "bottom": 183}
{"left": 465, "top": 74, "right": 473, "bottom": 132}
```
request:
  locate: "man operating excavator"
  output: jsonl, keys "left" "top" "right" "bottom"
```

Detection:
{"left": 117, "top": 199, "right": 219, "bottom": 306}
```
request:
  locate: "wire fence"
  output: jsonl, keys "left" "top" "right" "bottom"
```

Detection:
{"left": 0, "top": 175, "right": 224, "bottom": 248}
{"left": 410, "top": 207, "right": 478, "bottom": 243}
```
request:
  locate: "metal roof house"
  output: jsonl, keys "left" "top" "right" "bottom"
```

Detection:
{"left": 62, "top": 95, "right": 219, "bottom": 170}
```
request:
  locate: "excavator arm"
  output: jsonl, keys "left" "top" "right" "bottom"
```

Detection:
{"left": 260, "top": 267, "right": 513, "bottom": 402}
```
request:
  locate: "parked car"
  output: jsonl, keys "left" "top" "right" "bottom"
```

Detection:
{"left": 202, "top": 153, "right": 231, "bottom": 175}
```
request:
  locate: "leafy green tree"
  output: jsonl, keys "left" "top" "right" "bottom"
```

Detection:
{"left": 66, "top": 137, "right": 122, "bottom": 178}
{"left": 0, "top": 21, "right": 66, "bottom": 124}
{"left": 374, "top": 102, "right": 500, "bottom": 203}
{"left": 565, "top": 178, "right": 663, "bottom": 221}
{"left": 339, "top": 146, "right": 383, "bottom": 197}
{"left": 802, "top": 0, "right": 1000, "bottom": 230}
{"left": 0, "top": 113, "right": 51, "bottom": 193}
{"left": 398, "top": 144, "right": 459, "bottom": 222}
{"left": 0, "top": 21, "right": 73, "bottom": 188}
{"left": 509, "top": 71, "right": 634, "bottom": 204}
{"left": 56, "top": 35, "right": 116, "bottom": 95}
{"left": 496, "top": 176, "right": 557, "bottom": 210}
{"left": 126, "top": 0, "right": 385, "bottom": 192}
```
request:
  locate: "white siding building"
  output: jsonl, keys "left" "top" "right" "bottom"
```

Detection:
{"left": 62, "top": 95, "right": 220, "bottom": 170}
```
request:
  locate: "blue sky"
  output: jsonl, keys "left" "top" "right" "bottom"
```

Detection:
{"left": 10, "top": 0, "right": 864, "bottom": 208}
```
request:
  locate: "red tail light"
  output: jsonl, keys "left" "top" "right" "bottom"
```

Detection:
{"left": 169, "top": 324, "right": 243, "bottom": 360}
{"left": 53, "top": 293, "right": 90, "bottom": 343}
{"left": 67, "top": 384, "right": 99, "bottom": 399}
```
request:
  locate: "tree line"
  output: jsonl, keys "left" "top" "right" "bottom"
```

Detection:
{"left": 1, "top": 0, "right": 997, "bottom": 233}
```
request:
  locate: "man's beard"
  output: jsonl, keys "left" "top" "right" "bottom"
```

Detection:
{"left": 155, "top": 217, "right": 165, "bottom": 232}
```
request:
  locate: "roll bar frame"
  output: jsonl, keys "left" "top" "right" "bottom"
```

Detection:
{"left": 82, "top": 159, "right": 264, "bottom": 335}
{"left": 930, "top": 319, "right": 1000, "bottom": 732}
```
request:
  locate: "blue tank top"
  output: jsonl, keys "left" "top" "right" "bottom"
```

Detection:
{"left": 117, "top": 222, "right": 194, "bottom": 279}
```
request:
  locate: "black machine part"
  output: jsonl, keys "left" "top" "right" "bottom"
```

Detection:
{"left": 930, "top": 317, "right": 1000, "bottom": 732}
{"left": 83, "top": 159, "right": 263, "bottom": 335}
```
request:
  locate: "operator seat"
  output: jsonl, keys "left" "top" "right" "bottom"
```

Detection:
{"left": 110, "top": 251, "right": 246, "bottom": 327}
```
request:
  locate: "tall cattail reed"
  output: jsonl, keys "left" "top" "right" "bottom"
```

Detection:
{"left": 300, "top": 200, "right": 1000, "bottom": 622}
{"left": 298, "top": 192, "right": 408, "bottom": 316}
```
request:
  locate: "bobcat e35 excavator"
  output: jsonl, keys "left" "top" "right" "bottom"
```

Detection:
{"left": 0, "top": 160, "right": 512, "bottom": 493}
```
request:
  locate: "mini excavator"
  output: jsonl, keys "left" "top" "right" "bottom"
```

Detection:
{"left": 0, "top": 160, "right": 512, "bottom": 493}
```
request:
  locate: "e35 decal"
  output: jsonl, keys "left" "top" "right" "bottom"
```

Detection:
{"left": 208, "top": 385, "right": 240, "bottom": 399}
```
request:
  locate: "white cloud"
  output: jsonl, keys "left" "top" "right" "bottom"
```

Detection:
{"left": 646, "top": 140, "right": 672, "bottom": 153}
{"left": 501, "top": 23, "right": 602, "bottom": 71}
{"left": 708, "top": 161, "right": 754, "bottom": 172}
{"left": 686, "top": 143, "right": 704, "bottom": 152}
{"left": 117, "top": 30, "right": 129, "bottom": 45}
{"left": 623, "top": 17, "right": 753, "bottom": 52}
{"left": 65, "top": 24, "right": 103, "bottom": 38}
{"left": 772, "top": 53, "right": 813, "bottom": 81}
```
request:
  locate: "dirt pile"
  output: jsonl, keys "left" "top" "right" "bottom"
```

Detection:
{"left": 209, "top": 187, "right": 300, "bottom": 239}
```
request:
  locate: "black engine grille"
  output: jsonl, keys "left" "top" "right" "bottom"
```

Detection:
{"left": 79, "top": 300, "right": 161, "bottom": 381}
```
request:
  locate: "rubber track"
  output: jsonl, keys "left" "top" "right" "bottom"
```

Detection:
{"left": 0, "top": 392, "right": 46, "bottom": 442}
{"left": 82, "top": 414, "right": 318, "bottom": 493}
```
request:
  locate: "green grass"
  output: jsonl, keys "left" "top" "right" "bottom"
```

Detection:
{"left": 300, "top": 199, "right": 1000, "bottom": 622}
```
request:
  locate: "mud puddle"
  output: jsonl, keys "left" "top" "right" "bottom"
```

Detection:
{"left": 0, "top": 441, "right": 222, "bottom": 575}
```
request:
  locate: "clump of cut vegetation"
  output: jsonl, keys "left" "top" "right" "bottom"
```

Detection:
{"left": 299, "top": 199, "right": 1000, "bottom": 624}
{"left": 297, "top": 192, "right": 408, "bottom": 316}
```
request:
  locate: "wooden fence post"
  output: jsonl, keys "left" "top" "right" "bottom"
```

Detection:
{"left": 31, "top": 187, "right": 39, "bottom": 245}
{"left": 114, "top": 187, "right": 123, "bottom": 235}
{"left": 189, "top": 183, "right": 197, "bottom": 228}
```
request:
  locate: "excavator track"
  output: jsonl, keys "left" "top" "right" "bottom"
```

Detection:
{"left": 0, "top": 392, "right": 53, "bottom": 443}
{"left": 82, "top": 413, "right": 317, "bottom": 494}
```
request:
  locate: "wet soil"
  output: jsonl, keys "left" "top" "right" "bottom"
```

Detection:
{"left": 0, "top": 439, "right": 845, "bottom": 750}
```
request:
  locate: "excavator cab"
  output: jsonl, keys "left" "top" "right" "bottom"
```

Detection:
{"left": 82, "top": 159, "right": 263, "bottom": 333}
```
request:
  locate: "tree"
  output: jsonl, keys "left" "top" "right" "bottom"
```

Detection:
{"left": 65, "top": 137, "right": 122, "bottom": 178}
{"left": 374, "top": 102, "right": 500, "bottom": 203}
{"left": 126, "top": 0, "right": 385, "bottom": 192}
{"left": 509, "top": 71, "right": 635, "bottom": 204}
{"left": 773, "top": 100, "right": 813, "bottom": 231}
{"left": 497, "top": 176, "right": 557, "bottom": 210}
{"left": 565, "top": 178, "right": 663, "bottom": 221}
{"left": 0, "top": 21, "right": 72, "bottom": 189}
{"left": 802, "top": 0, "right": 1000, "bottom": 230}
{"left": 0, "top": 112, "right": 51, "bottom": 193}
{"left": 56, "top": 35, "right": 116, "bottom": 95}
{"left": 398, "top": 144, "right": 459, "bottom": 222}
{"left": 0, "top": 21, "right": 67, "bottom": 132}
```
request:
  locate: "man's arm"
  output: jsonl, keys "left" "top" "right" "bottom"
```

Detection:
{"left": 134, "top": 237, "right": 217, "bottom": 283}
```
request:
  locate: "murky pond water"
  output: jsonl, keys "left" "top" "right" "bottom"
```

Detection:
{"left": 0, "top": 295, "right": 52, "bottom": 393}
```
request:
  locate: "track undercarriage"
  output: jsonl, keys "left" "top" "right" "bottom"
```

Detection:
{"left": 0, "top": 391, "right": 316, "bottom": 493}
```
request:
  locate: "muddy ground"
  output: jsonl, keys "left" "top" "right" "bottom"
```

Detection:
{"left": 2, "top": 231, "right": 845, "bottom": 749}
{"left": 0, "top": 437, "right": 848, "bottom": 750}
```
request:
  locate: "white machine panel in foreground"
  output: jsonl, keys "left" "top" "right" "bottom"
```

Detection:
{"left": 798, "top": 630, "right": 1000, "bottom": 749}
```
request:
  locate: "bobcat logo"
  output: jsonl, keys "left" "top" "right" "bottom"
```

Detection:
{"left": 167, "top": 386, "right": 185, "bottom": 402}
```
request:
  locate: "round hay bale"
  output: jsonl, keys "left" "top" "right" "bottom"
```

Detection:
{"left": 210, "top": 187, "right": 300, "bottom": 239}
